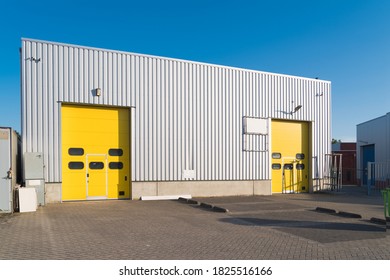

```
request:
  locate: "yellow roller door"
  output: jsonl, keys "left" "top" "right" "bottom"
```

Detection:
{"left": 271, "top": 120, "right": 309, "bottom": 193}
{"left": 62, "top": 105, "right": 131, "bottom": 201}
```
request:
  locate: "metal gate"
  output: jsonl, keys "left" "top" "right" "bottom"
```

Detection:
{"left": 323, "top": 153, "right": 343, "bottom": 192}
{"left": 367, "top": 162, "right": 390, "bottom": 195}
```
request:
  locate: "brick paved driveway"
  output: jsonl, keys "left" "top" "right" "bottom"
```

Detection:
{"left": 0, "top": 188, "right": 389, "bottom": 260}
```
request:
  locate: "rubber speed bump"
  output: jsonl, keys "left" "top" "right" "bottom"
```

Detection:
{"left": 315, "top": 207, "right": 336, "bottom": 214}
{"left": 338, "top": 211, "right": 362, "bottom": 218}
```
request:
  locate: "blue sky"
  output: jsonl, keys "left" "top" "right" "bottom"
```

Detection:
{"left": 1, "top": 0, "right": 389, "bottom": 141}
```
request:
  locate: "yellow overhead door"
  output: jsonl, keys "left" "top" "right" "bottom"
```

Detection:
{"left": 62, "top": 105, "right": 131, "bottom": 201}
{"left": 271, "top": 120, "right": 309, "bottom": 193}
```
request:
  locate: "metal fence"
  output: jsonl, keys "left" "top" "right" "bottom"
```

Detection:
{"left": 343, "top": 168, "right": 357, "bottom": 185}
{"left": 367, "top": 162, "right": 390, "bottom": 195}
{"left": 322, "top": 153, "right": 343, "bottom": 192}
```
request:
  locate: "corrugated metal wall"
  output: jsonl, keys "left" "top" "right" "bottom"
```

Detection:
{"left": 21, "top": 38, "right": 331, "bottom": 183}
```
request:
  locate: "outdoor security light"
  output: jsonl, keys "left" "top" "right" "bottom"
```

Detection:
{"left": 291, "top": 105, "right": 302, "bottom": 114}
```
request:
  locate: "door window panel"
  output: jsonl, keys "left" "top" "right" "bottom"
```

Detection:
{"left": 284, "top": 164, "right": 293, "bottom": 170}
{"left": 296, "top": 153, "right": 305, "bottom": 160}
{"left": 89, "top": 162, "right": 104, "bottom": 169}
{"left": 296, "top": 163, "right": 305, "bottom": 170}
{"left": 272, "top": 163, "right": 281, "bottom": 170}
{"left": 272, "top": 153, "right": 282, "bottom": 159}
{"left": 68, "top": 162, "right": 84, "bottom": 169}
{"left": 68, "top": 148, "right": 84, "bottom": 156}
{"left": 109, "top": 162, "right": 123, "bottom": 169}
{"left": 109, "top": 149, "right": 123, "bottom": 156}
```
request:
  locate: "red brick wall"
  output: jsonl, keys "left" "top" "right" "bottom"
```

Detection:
{"left": 333, "top": 143, "right": 357, "bottom": 185}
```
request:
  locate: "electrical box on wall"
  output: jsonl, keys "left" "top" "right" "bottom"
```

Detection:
{"left": 24, "top": 152, "right": 44, "bottom": 179}
{"left": 24, "top": 152, "right": 45, "bottom": 206}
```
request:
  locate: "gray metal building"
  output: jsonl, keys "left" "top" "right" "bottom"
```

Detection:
{"left": 21, "top": 38, "right": 331, "bottom": 202}
{"left": 357, "top": 112, "right": 390, "bottom": 187}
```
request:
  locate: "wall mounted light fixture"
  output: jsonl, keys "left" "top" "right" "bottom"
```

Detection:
{"left": 25, "top": 57, "right": 41, "bottom": 63}
{"left": 291, "top": 105, "right": 302, "bottom": 114}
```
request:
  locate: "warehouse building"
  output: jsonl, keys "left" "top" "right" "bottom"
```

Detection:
{"left": 357, "top": 112, "right": 390, "bottom": 188}
{"left": 21, "top": 38, "right": 331, "bottom": 202}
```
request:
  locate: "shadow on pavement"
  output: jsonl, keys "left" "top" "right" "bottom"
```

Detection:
{"left": 219, "top": 216, "right": 386, "bottom": 243}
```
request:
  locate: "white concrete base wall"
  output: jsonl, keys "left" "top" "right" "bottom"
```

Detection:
{"left": 132, "top": 180, "right": 272, "bottom": 199}
{"left": 253, "top": 180, "right": 272, "bottom": 195}
{"left": 45, "top": 183, "right": 62, "bottom": 203}
{"left": 44, "top": 180, "right": 273, "bottom": 203}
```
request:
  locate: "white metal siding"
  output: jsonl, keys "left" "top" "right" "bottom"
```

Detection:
{"left": 22, "top": 38, "right": 331, "bottom": 183}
